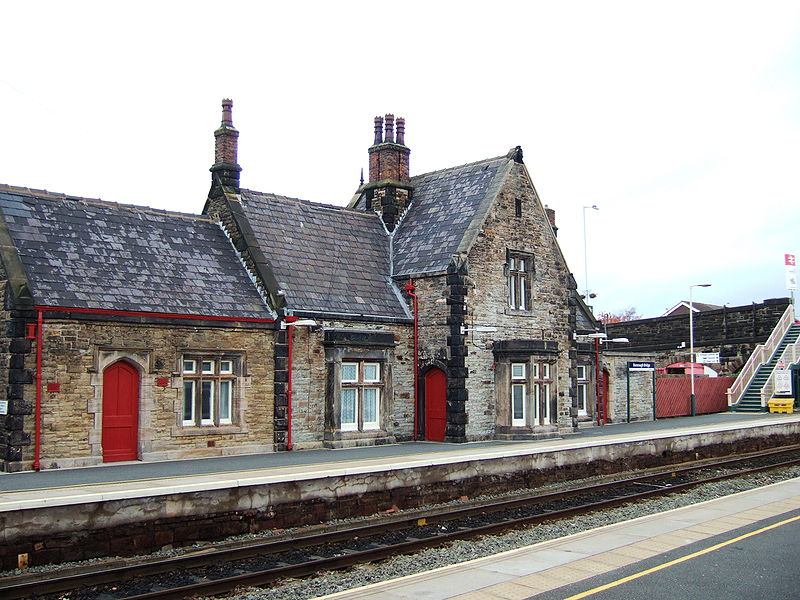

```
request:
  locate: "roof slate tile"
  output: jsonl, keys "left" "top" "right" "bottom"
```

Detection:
{"left": 240, "top": 191, "right": 409, "bottom": 319}
{"left": 0, "top": 186, "right": 271, "bottom": 319}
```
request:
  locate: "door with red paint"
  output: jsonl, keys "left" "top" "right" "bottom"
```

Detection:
{"left": 102, "top": 360, "right": 139, "bottom": 462}
{"left": 424, "top": 368, "right": 447, "bottom": 442}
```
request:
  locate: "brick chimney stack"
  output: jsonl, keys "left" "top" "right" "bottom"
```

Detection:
{"left": 365, "top": 113, "right": 413, "bottom": 231}
{"left": 368, "top": 113, "right": 410, "bottom": 184}
{"left": 545, "top": 205, "right": 558, "bottom": 236}
{"left": 210, "top": 98, "right": 241, "bottom": 190}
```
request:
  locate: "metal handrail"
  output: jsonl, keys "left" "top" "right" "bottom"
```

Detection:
{"left": 760, "top": 335, "right": 800, "bottom": 403}
{"left": 727, "top": 304, "right": 795, "bottom": 406}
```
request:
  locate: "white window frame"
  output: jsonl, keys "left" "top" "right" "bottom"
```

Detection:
{"left": 181, "top": 355, "right": 240, "bottom": 427}
{"left": 340, "top": 361, "right": 382, "bottom": 432}
{"left": 341, "top": 387, "right": 359, "bottom": 431}
{"left": 577, "top": 383, "right": 588, "bottom": 416}
{"left": 577, "top": 365, "right": 587, "bottom": 381}
{"left": 200, "top": 380, "right": 215, "bottom": 426}
{"left": 511, "top": 362, "right": 527, "bottom": 426}
{"left": 508, "top": 252, "right": 532, "bottom": 310}
{"left": 182, "top": 380, "right": 196, "bottom": 426}
{"left": 542, "top": 382, "right": 551, "bottom": 422}
{"left": 362, "top": 387, "right": 380, "bottom": 430}
{"left": 219, "top": 379, "right": 233, "bottom": 425}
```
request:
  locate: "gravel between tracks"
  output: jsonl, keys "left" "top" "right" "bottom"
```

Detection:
{"left": 219, "top": 467, "right": 800, "bottom": 600}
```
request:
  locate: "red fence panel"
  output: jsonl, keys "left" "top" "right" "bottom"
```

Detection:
{"left": 656, "top": 377, "right": 735, "bottom": 418}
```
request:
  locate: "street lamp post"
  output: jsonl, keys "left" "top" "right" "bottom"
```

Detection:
{"left": 689, "top": 283, "right": 712, "bottom": 416}
{"left": 582, "top": 205, "right": 599, "bottom": 302}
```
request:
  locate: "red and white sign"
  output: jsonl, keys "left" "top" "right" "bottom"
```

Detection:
{"left": 786, "top": 253, "right": 797, "bottom": 291}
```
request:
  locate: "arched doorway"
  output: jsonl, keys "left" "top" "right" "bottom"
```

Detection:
{"left": 102, "top": 360, "right": 140, "bottom": 462}
{"left": 424, "top": 367, "right": 447, "bottom": 441}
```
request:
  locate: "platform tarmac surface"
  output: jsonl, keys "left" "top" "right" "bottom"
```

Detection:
{"left": 1, "top": 412, "right": 798, "bottom": 499}
{"left": 313, "top": 477, "right": 800, "bottom": 600}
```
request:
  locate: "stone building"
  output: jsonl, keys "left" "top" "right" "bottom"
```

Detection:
{"left": 0, "top": 101, "right": 584, "bottom": 471}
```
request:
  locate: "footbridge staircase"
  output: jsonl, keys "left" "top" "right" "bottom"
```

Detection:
{"left": 728, "top": 305, "right": 800, "bottom": 412}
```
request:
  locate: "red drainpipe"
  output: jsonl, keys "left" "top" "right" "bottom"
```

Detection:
{"left": 285, "top": 315, "right": 297, "bottom": 450}
{"left": 404, "top": 280, "right": 419, "bottom": 440}
{"left": 29, "top": 306, "right": 275, "bottom": 471}
{"left": 594, "top": 336, "right": 602, "bottom": 427}
{"left": 32, "top": 308, "right": 44, "bottom": 471}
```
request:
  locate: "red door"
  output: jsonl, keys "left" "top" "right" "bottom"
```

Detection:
{"left": 102, "top": 361, "right": 139, "bottom": 462}
{"left": 424, "top": 368, "right": 447, "bottom": 442}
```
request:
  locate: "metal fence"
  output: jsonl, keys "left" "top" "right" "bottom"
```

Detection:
{"left": 656, "top": 377, "right": 736, "bottom": 418}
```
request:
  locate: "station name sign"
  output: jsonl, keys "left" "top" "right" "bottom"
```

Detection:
{"left": 628, "top": 361, "right": 655, "bottom": 372}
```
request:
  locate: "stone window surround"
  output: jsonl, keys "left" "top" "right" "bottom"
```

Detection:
{"left": 493, "top": 340, "right": 559, "bottom": 433}
{"left": 506, "top": 249, "right": 534, "bottom": 313}
{"left": 171, "top": 350, "right": 251, "bottom": 437}
{"left": 322, "top": 329, "right": 397, "bottom": 447}
{"left": 181, "top": 355, "right": 241, "bottom": 427}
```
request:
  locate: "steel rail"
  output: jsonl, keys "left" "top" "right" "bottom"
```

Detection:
{"left": 5, "top": 445, "right": 800, "bottom": 600}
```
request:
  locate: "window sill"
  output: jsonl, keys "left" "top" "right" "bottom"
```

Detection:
{"left": 171, "top": 425, "right": 248, "bottom": 437}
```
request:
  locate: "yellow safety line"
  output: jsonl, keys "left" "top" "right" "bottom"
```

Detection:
{"left": 563, "top": 513, "right": 800, "bottom": 599}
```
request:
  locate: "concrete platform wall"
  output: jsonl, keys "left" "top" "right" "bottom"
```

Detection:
{"left": 3, "top": 421, "right": 799, "bottom": 569}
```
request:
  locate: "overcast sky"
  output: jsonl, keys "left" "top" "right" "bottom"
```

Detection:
{"left": 2, "top": 1, "right": 798, "bottom": 318}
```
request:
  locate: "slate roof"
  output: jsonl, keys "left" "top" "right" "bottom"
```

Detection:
{"left": 239, "top": 190, "right": 410, "bottom": 319}
{"left": 662, "top": 301, "right": 724, "bottom": 317}
{"left": 0, "top": 185, "right": 271, "bottom": 318}
{"left": 392, "top": 155, "right": 512, "bottom": 276}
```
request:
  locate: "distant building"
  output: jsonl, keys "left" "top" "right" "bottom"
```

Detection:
{"left": 661, "top": 301, "right": 723, "bottom": 317}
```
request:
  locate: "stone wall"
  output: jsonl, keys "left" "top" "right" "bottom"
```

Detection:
{"left": 289, "top": 319, "right": 414, "bottom": 449}
{"left": 605, "top": 298, "right": 791, "bottom": 375}
{"left": 602, "top": 352, "right": 659, "bottom": 423}
{"left": 463, "top": 162, "right": 575, "bottom": 438}
{"left": 5, "top": 420, "right": 798, "bottom": 569}
{"left": 0, "top": 278, "right": 30, "bottom": 471}
{"left": 7, "top": 315, "right": 276, "bottom": 471}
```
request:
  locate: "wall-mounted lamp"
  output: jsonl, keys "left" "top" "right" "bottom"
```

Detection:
{"left": 293, "top": 319, "right": 318, "bottom": 327}
{"left": 281, "top": 318, "right": 319, "bottom": 330}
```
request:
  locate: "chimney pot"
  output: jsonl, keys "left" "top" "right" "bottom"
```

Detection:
{"left": 374, "top": 116, "right": 384, "bottom": 145}
{"left": 384, "top": 114, "right": 395, "bottom": 144}
{"left": 211, "top": 99, "right": 241, "bottom": 190}
{"left": 396, "top": 117, "right": 406, "bottom": 145}
{"left": 221, "top": 98, "right": 234, "bottom": 127}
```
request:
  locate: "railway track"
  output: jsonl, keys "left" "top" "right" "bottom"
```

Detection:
{"left": 6, "top": 445, "right": 800, "bottom": 600}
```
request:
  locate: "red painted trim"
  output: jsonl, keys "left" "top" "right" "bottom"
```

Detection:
{"left": 285, "top": 316, "right": 298, "bottom": 450}
{"left": 405, "top": 280, "right": 419, "bottom": 440}
{"left": 594, "top": 337, "right": 603, "bottom": 427}
{"left": 34, "top": 305, "right": 275, "bottom": 324}
{"left": 33, "top": 308, "right": 43, "bottom": 471}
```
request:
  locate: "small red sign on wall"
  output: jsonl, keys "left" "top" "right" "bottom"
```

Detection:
{"left": 156, "top": 377, "right": 170, "bottom": 387}
{"left": 47, "top": 382, "right": 60, "bottom": 393}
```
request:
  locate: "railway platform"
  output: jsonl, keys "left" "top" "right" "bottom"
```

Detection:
{"left": 2, "top": 411, "right": 800, "bottom": 570}
{"left": 314, "top": 476, "right": 800, "bottom": 600}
